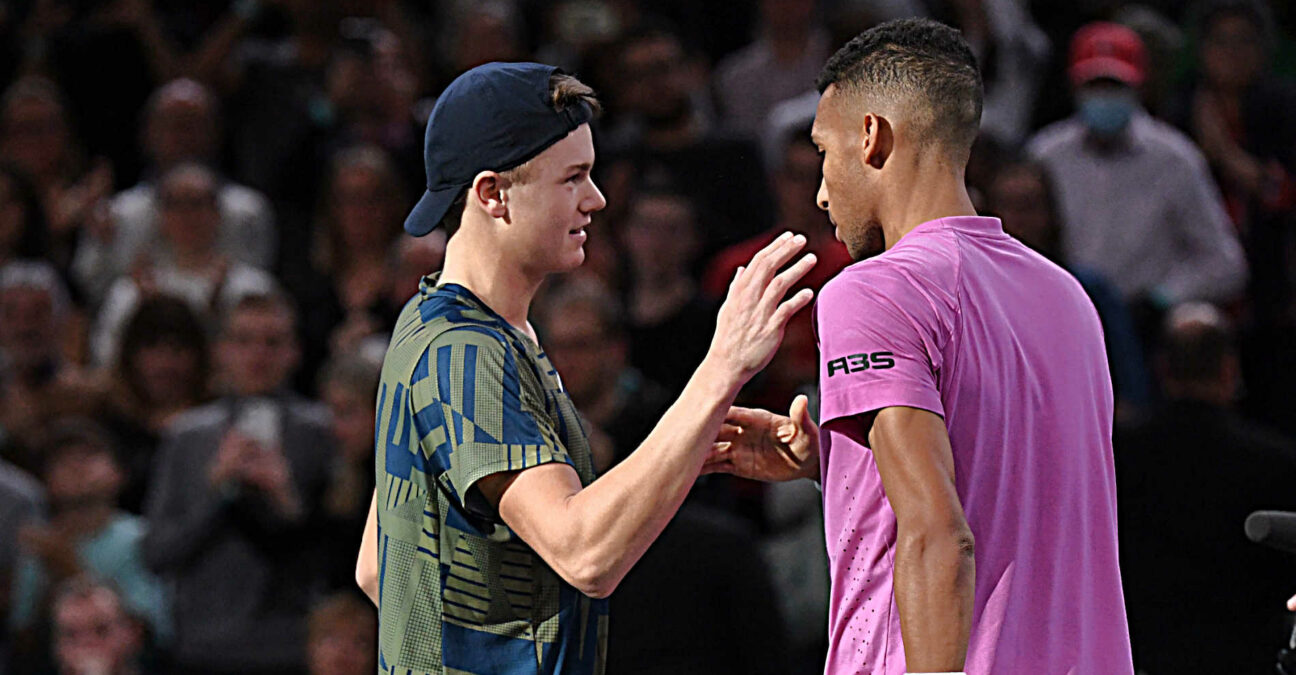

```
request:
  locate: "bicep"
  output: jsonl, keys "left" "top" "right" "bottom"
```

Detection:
{"left": 481, "top": 463, "right": 583, "bottom": 545}
{"left": 857, "top": 406, "right": 964, "bottom": 530}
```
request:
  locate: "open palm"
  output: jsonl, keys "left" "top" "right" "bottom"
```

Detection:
{"left": 703, "top": 395, "right": 820, "bottom": 482}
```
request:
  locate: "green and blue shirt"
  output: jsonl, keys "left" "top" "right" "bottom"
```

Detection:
{"left": 375, "top": 276, "right": 606, "bottom": 675}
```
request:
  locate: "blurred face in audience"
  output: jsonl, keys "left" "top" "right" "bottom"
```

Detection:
{"left": 146, "top": 86, "right": 217, "bottom": 170}
{"left": 323, "top": 379, "right": 375, "bottom": 461}
{"left": 543, "top": 301, "right": 624, "bottom": 406}
{"left": 219, "top": 305, "right": 300, "bottom": 397}
{"left": 776, "top": 141, "right": 829, "bottom": 232}
{"left": 622, "top": 194, "right": 698, "bottom": 278}
{"left": 0, "top": 284, "right": 57, "bottom": 372}
{"left": 53, "top": 588, "right": 140, "bottom": 675}
{"left": 390, "top": 232, "right": 446, "bottom": 305}
{"left": 332, "top": 163, "right": 398, "bottom": 255}
{"left": 307, "top": 607, "right": 376, "bottom": 675}
{"left": 1, "top": 95, "right": 70, "bottom": 183}
{"left": 158, "top": 168, "right": 221, "bottom": 260}
{"left": 46, "top": 444, "right": 123, "bottom": 512}
{"left": 989, "top": 166, "right": 1053, "bottom": 253}
{"left": 619, "top": 35, "right": 691, "bottom": 123}
{"left": 762, "top": 0, "right": 816, "bottom": 33}
{"left": 131, "top": 337, "right": 203, "bottom": 407}
{"left": 1201, "top": 12, "right": 1265, "bottom": 93}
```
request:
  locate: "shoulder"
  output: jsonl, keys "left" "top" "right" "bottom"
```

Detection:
{"left": 1134, "top": 114, "right": 1210, "bottom": 169}
{"left": 165, "top": 401, "right": 229, "bottom": 438}
{"left": 0, "top": 460, "right": 43, "bottom": 509}
{"left": 282, "top": 394, "right": 331, "bottom": 429}
{"left": 822, "top": 235, "right": 958, "bottom": 308}
{"left": 218, "top": 182, "right": 273, "bottom": 215}
{"left": 1026, "top": 117, "right": 1085, "bottom": 158}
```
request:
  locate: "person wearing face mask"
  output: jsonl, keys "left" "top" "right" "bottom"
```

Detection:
{"left": 1026, "top": 22, "right": 1246, "bottom": 348}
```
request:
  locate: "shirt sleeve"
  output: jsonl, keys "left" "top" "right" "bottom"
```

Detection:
{"left": 409, "top": 327, "right": 573, "bottom": 523}
{"left": 815, "top": 265, "right": 949, "bottom": 426}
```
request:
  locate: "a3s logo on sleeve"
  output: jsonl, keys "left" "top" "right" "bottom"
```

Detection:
{"left": 826, "top": 351, "right": 896, "bottom": 377}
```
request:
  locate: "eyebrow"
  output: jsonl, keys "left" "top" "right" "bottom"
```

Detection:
{"left": 567, "top": 162, "right": 593, "bottom": 173}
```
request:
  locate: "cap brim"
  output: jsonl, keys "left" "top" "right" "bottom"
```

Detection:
{"left": 404, "top": 183, "right": 465, "bottom": 237}
{"left": 1070, "top": 58, "right": 1144, "bottom": 87}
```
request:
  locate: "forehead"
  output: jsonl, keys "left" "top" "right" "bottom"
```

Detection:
{"left": 811, "top": 86, "right": 851, "bottom": 142}
{"left": 527, "top": 123, "right": 595, "bottom": 174}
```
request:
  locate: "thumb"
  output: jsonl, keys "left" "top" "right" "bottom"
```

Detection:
{"left": 1287, "top": 593, "right": 1296, "bottom": 612}
{"left": 789, "top": 394, "right": 813, "bottom": 430}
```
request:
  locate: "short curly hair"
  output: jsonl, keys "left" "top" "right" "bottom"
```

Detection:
{"left": 817, "top": 18, "right": 983, "bottom": 160}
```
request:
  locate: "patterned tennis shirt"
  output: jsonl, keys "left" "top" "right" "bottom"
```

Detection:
{"left": 374, "top": 275, "right": 606, "bottom": 675}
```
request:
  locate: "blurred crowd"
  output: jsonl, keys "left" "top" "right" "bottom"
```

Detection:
{"left": 0, "top": 0, "right": 1293, "bottom": 673}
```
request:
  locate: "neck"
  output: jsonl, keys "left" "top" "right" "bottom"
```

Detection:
{"left": 880, "top": 160, "right": 978, "bottom": 249}
{"left": 439, "top": 228, "right": 542, "bottom": 334}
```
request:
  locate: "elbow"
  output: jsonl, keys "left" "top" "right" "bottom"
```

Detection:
{"left": 562, "top": 551, "right": 621, "bottom": 600}
{"left": 356, "top": 559, "right": 379, "bottom": 605}
{"left": 897, "top": 518, "right": 976, "bottom": 563}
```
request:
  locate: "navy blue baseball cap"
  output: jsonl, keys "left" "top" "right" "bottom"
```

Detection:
{"left": 404, "top": 62, "right": 595, "bottom": 237}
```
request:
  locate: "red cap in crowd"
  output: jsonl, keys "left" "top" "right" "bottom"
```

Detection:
{"left": 1068, "top": 22, "right": 1147, "bottom": 88}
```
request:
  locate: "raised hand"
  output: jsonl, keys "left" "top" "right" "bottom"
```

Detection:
{"left": 707, "top": 232, "right": 817, "bottom": 382}
{"left": 703, "top": 394, "right": 820, "bottom": 482}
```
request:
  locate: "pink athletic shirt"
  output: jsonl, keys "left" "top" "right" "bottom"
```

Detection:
{"left": 814, "top": 216, "right": 1133, "bottom": 675}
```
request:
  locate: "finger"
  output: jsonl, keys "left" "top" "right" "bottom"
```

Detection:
{"left": 748, "top": 232, "right": 807, "bottom": 288}
{"left": 716, "top": 424, "right": 745, "bottom": 442}
{"left": 761, "top": 252, "right": 817, "bottom": 311}
{"left": 700, "top": 459, "right": 734, "bottom": 475}
{"left": 770, "top": 287, "right": 815, "bottom": 327}
{"left": 742, "top": 231, "right": 798, "bottom": 287}
{"left": 707, "top": 441, "right": 733, "bottom": 458}
{"left": 1288, "top": 594, "right": 1296, "bottom": 612}
{"left": 724, "top": 405, "right": 770, "bottom": 427}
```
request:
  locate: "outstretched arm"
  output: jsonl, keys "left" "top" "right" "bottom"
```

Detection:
{"left": 480, "top": 233, "right": 817, "bottom": 598}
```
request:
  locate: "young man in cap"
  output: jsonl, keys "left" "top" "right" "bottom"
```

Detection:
{"left": 355, "top": 62, "right": 816, "bottom": 674}
{"left": 705, "top": 19, "right": 1134, "bottom": 673}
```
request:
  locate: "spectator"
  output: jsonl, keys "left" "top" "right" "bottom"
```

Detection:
{"left": 90, "top": 162, "right": 276, "bottom": 367}
{"left": 304, "top": 592, "right": 375, "bottom": 675}
{"left": 535, "top": 277, "right": 671, "bottom": 468}
{"left": 602, "top": 24, "right": 774, "bottom": 253}
{"left": 702, "top": 122, "right": 852, "bottom": 409}
{"left": 0, "top": 76, "right": 112, "bottom": 267}
{"left": 1173, "top": 0, "right": 1296, "bottom": 434}
{"left": 987, "top": 159, "right": 1152, "bottom": 414}
{"left": 714, "top": 0, "right": 830, "bottom": 137}
{"left": 101, "top": 297, "right": 211, "bottom": 514}
{"left": 0, "top": 457, "right": 43, "bottom": 665}
{"left": 10, "top": 420, "right": 167, "bottom": 644}
{"left": 73, "top": 78, "right": 276, "bottom": 306}
{"left": 618, "top": 188, "right": 715, "bottom": 396}
{"left": 317, "top": 351, "right": 380, "bottom": 590}
{"left": 384, "top": 228, "right": 446, "bottom": 311}
{"left": 292, "top": 145, "right": 408, "bottom": 384}
{"left": 929, "top": 0, "right": 1051, "bottom": 146}
{"left": 48, "top": 576, "right": 149, "bottom": 675}
{"left": 142, "top": 291, "right": 334, "bottom": 674}
{"left": 0, "top": 261, "right": 97, "bottom": 473}
{"left": 1116, "top": 302, "right": 1296, "bottom": 673}
{"left": 1026, "top": 23, "right": 1247, "bottom": 316}
{"left": 0, "top": 162, "right": 52, "bottom": 268}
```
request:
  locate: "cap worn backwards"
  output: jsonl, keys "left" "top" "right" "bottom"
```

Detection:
{"left": 404, "top": 62, "right": 595, "bottom": 237}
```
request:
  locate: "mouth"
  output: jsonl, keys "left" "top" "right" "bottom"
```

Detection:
{"left": 569, "top": 223, "right": 589, "bottom": 239}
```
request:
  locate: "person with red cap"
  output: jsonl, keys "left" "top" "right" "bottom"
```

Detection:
{"left": 1026, "top": 22, "right": 1246, "bottom": 323}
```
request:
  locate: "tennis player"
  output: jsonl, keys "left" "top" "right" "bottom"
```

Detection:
{"left": 705, "top": 19, "right": 1134, "bottom": 674}
{"left": 354, "top": 61, "right": 816, "bottom": 674}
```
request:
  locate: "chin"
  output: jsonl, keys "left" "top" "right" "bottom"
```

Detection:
{"left": 844, "top": 223, "right": 886, "bottom": 261}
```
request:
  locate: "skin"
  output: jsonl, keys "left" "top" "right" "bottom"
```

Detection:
{"left": 706, "top": 83, "right": 979, "bottom": 671}
{"left": 357, "top": 121, "right": 818, "bottom": 600}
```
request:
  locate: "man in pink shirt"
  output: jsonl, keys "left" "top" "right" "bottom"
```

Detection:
{"left": 706, "top": 18, "right": 1134, "bottom": 674}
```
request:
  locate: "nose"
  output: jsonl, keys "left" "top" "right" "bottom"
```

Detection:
{"left": 585, "top": 178, "right": 608, "bottom": 213}
{"left": 816, "top": 178, "right": 829, "bottom": 212}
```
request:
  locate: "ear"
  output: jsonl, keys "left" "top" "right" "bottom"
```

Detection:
{"left": 471, "top": 171, "right": 510, "bottom": 220}
{"left": 859, "top": 112, "right": 893, "bottom": 171}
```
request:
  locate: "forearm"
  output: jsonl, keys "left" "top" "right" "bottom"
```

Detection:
{"left": 894, "top": 526, "right": 976, "bottom": 672}
{"left": 551, "top": 356, "right": 742, "bottom": 596}
{"left": 356, "top": 492, "right": 379, "bottom": 606}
